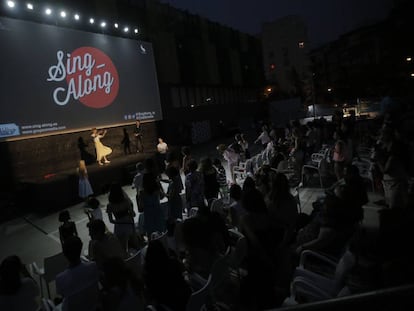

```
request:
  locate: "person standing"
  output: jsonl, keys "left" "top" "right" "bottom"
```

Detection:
{"left": 157, "top": 138, "right": 168, "bottom": 173}
{"left": 78, "top": 160, "right": 94, "bottom": 200}
{"left": 58, "top": 210, "right": 79, "bottom": 246}
{"left": 106, "top": 183, "right": 137, "bottom": 252}
{"left": 134, "top": 120, "right": 144, "bottom": 153}
{"left": 132, "top": 162, "right": 145, "bottom": 213}
{"left": 91, "top": 128, "right": 112, "bottom": 165}
{"left": 165, "top": 166, "right": 184, "bottom": 220}
{"left": 121, "top": 128, "right": 132, "bottom": 155}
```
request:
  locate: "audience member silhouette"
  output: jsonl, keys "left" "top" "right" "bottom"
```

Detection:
{"left": 58, "top": 210, "right": 78, "bottom": 246}
{"left": 0, "top": 255, "right": 39, "bottom": 311}
{"left": 77, "top": 136, "right": 95, "bottom": 165}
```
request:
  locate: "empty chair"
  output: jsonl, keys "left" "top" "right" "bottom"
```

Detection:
{"left": 302, "top": 153, "right": 325, "bottom": 188}
{"left": 32, "top": 252, "right": 69, "bottom": 298}
{"left": 288, "top": 249, "right": 356, "bottom": 303}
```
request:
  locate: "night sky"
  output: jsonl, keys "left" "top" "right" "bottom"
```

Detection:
{"left": 162, "top": 0, "right": 394, "bottom": 47}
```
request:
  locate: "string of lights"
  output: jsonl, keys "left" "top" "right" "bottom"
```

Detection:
{"left": 2, "top": 1, "right": 140, "bottom": 36}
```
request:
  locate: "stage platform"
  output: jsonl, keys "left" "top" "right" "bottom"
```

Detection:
{"left": 17, "top": 150, "right": 157, "bottom": 214}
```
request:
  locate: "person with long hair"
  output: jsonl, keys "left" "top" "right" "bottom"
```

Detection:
{"left": 106, "top": 183, "right": 138, "bottom": 251}
{"left": 142, "top": 168, "right": 166, "bottom": 236}
{"left": 91, "top": 128, "right": 112, "bottom": 165}
{"left": 78, "top": 160, "right": 94, "bottom": 200}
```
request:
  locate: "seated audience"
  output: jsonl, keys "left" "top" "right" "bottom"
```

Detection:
{"left": 296, "top": 194, "right": 357, "bottom": 258}
{"left": 0, "top": 255, "right": 39, "bottom": 311}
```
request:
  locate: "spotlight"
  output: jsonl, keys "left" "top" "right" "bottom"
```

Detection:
{"left": 89, "top": 18, "right": 94, "bottom": 24}
{"left": 60, "top": 11, "right": 66, "bottom": 18}
{"left": 114, "top": 23, "right": 119, "bottom": 29}
{"left": 74, "top": 14, "right": 80, "bottom": 20}
{"left": 45, "top": 8, "right": 52, "bottom": 15}
{"left": 7, "top": 1, "right": 15, "bottom": 8}
{"left": 134, "top": 28, "right": 138, "bottom": 34}
{"left": 101, "top": 22, "right": 106, "bottom": 28}
{"left": 27, "top": 3, "right": 33, "bottom": 10}
{"left": 124, "top": 27, "right": 129, "bottom": 33}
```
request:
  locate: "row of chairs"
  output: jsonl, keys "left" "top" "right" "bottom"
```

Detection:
{"left": 233, "top": 143, "right": 276, "bottom": 184}
{"left": 301, "top": 145, "right": 376, "bottom": 191}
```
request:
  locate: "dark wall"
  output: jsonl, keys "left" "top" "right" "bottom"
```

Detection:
{"left": 0, "top": 122, "right": 158, "bottom": 184}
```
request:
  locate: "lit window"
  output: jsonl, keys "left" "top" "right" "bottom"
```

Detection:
{"left": 298, "top": 41, "right": 305, "bottom": 48}
{"left": 269, "top": 63, "right": 276, "bottom": 71}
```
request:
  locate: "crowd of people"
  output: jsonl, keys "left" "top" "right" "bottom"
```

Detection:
{"left": 1, "top": 106, "right": 414, "bottom": 310}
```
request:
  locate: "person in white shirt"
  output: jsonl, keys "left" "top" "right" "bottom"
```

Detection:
{"left": 217, "top": 144, "right": 240, "bottom": 183}
{"left": 157, "top": 138, "right": 168, "bottom": 173}
{"left": 157, "top": 138, "right": 168, "bottom": 154}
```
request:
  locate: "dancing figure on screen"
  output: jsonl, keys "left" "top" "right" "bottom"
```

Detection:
{"left": 91, "top": 128, "right": 112, "bottom": 165}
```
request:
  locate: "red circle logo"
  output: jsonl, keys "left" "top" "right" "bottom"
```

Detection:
{"left": 66, "top": 47, "right": 119, "bottom": 109}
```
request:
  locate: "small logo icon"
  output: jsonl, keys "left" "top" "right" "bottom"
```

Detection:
{"left": 0, "top": 123, "right": 20, "bottom": 138}
{"left": 139, "top": 44, "right": 147, "bottom": 54}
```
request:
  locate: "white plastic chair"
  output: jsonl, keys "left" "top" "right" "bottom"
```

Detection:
{"left": 302, "top": 153, "right": 325, "bottom": 188}
{"left": 289, "top": 249, "right": 356, "bottom": 303}
{"left": 32, "top": 252, "right": 68, "bottom": 298}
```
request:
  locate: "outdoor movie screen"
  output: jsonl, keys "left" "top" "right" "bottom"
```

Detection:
{"left": 0, "top": 16, "right": 162, "bottom": 141}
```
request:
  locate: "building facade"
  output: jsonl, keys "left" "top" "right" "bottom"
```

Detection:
{"left": 261, "top": 15, "right": 311, "bottom": 98}
{"left": 309, "top": 0, "right": 414, "bottom": 106}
